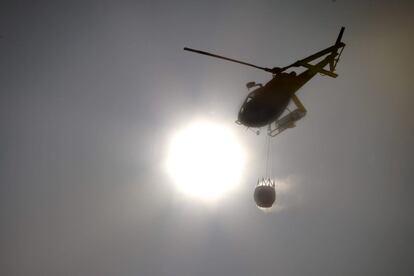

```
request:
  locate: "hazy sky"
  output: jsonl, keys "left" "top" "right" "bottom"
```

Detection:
{"left": 1, "top": 1, "right": 413, "bottom": 275}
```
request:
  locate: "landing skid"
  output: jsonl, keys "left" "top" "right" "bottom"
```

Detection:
{"left": 267, "top": 95, "right": 307, "bottom": 137}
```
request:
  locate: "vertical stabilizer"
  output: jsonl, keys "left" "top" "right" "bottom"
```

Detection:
{"left": 335, "top": 27, "right": 345, "bottom": 45}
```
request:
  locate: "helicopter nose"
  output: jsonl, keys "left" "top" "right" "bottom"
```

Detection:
{"left": 238, "top": 104, "right": 258, "bottom": 127}
{"left": 238, "top": 101, "right": 273, "bottom": 128}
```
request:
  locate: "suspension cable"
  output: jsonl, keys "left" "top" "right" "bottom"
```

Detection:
{"left": 265, "top": 134, "right": 272, "bottom": 178}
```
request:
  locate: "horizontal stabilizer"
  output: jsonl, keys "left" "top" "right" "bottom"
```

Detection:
{"left": 293, "top": 43, "right": 345, "bottom": 66}
{"left": 297, "top": 61, "right": 338, "bottom": 78}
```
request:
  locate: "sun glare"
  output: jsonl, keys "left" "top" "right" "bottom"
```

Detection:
{"left": 166, "top": 120, "right": 245, "bottom": 201}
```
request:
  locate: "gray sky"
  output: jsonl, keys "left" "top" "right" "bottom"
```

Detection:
{"left": 1, "top": 1, "right": 413, "bottom": 275}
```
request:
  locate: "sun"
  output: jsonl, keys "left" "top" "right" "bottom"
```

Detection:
{"left": 166, "top": 119, "right": 246, "bottom": 201}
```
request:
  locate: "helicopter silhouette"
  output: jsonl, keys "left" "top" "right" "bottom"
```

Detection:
{"left": 184, "top": 27, "right": 346, "bottom": 137}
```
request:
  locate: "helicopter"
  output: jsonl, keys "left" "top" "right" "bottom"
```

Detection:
{"left": 184, "top": 27, "right": 346, "bottom": 137}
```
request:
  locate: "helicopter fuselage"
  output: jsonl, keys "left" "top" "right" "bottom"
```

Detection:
{"left": 237, "top": 70, "right": 314, "bottom": 128}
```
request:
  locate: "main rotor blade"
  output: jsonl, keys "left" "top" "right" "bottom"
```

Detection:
{"left": 184, "top": 47, "right": 273, "bottom": 73}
